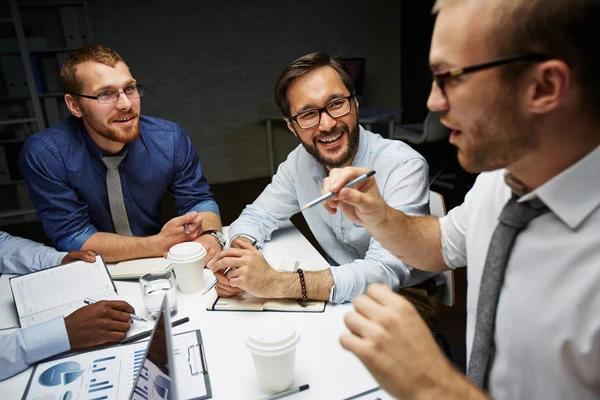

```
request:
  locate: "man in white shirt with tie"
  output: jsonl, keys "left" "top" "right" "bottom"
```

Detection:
{"left": 0, "top": 231, "right": 135, "bottom": 380}
{"left": 323, "top": 0, "right": 600, "bottom": 399}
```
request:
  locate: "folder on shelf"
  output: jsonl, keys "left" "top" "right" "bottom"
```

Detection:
{"left": 1, "top": 55, "right": 28, "bottom": 96}
{"left": 40, "top": 56, "right": 62, "bottom": 93}
{"left": 59, "top": 6, "right": 85, "bottom": 48}
{"left": 43, "top": 97, "right": 61, "bottom": 126}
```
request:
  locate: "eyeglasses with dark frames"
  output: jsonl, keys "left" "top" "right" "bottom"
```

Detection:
{"left": 70, "top": 84, "right": 147, "bottom": 104}
{"left": 290, "top": 95, "right": 354, "bottom": 129}
{"left": 432, "top": 53, "right": 551, "bottom": 96}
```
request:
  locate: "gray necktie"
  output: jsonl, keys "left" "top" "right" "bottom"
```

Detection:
{"left": 467, "top": 194, "right": 549, "bottom": 389}
{"left": 101, "top": 154, "right": 133, "bottom": 236}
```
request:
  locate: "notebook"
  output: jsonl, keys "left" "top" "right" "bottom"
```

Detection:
{"left": 207, "top": 260, "right": 327, "bottom": 313}
{"left": 23, "top": 297, "right": 212, "bottom": 400}
{"left": 9, "top": 255, "right": 118, "bottom": 328}
{"left": 108, "top": 257, "right": 172, "bottom": 280}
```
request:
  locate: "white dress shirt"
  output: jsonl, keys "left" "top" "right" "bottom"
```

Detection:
{"left": 0, "top": 232, "right": 71, "bottom": 381}
{"left": 228, "top": 126, "right": 440, "bottom": 303}
{"left": 439, "top": 145, "right": 600, "bottom": 399}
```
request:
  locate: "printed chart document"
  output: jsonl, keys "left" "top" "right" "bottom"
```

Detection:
{"left": 23, "top": 330, "right": 210, "bottom": 400}
{"left": 10, "top": 255, "right": 117, "bottom": 328}
{"left": 108, "top": 257, "right": 172, "bottom": 280}
{"left": 207, "top": 260, "right": 327, "bottom": 313}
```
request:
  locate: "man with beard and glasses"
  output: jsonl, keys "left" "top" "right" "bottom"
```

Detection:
{"left": 207, "top": 52, "right": 442, "bottom": 313}
{"left": 321, "top": 0, "right": 600, "bottom": 399}
{"left": 19, "top": 45, "right": 223, "bottom": 263}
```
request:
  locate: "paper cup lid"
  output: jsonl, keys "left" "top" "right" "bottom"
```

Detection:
{"left": 246, "top": 320, "right": 299, "bottom": 355}
{"left": 167, "top": 242, "right": 206, "bottom": 263}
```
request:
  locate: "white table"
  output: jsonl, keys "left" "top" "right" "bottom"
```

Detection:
{"left": 0, "top": 224, "right": 379, "bottom": 399}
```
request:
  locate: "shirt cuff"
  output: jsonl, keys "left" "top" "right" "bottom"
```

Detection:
{"left": 189, "top": 200, "right": 220, "bottom": 216}
{"left": 57, "top": 225, "right": 98, "bottom": 252}
{"left": 22, "top": 317, "right": 71, "bottom": 364}
{"left": 328, "top": 266, "right": 355, "bottom": 304}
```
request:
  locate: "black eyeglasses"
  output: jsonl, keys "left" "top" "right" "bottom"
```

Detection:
{"left": 432, "top": 53, "right": 551, "bottom": 96}
{"left": 70, "top": 84, "right": 146, "bottom": 104}
{"left": 290, "top": 95, "right": 354, "bottom": 129}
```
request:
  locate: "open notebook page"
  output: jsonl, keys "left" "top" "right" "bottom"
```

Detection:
{"left": 11, "top": 255, "right": 117, "bottom": 328}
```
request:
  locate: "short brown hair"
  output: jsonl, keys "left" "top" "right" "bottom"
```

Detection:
{"left": 60, "top": 44, "right": 126, "bottom": 94}
{"left": 434, "top": 0, "right": 600, "bottom": 122}
{"left": 274, "top": 52, "right": 355, "bottom": 118}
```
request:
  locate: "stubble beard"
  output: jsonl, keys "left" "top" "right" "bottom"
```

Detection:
{"left": 299, "top": 117, "right": 360, "bottom": 170}
{"left": 80, "top": 107, "right": 141, "bottom": 145}
{"left": 458, "top": 91, "right": 537, "bottom": 173}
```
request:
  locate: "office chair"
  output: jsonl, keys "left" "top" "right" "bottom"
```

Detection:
{"left": 393, "top": 111, "right": 457, "bottom": 190}
{"left": 429, "top": 191, "right": 453, "bottom": 359}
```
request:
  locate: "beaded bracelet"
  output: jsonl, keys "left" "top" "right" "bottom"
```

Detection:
{"left": 297, "top": 268, "right": 308, "bottom": 307}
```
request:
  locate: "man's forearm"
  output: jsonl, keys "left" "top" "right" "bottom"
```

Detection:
{"left": 198, "top": 211, "right": 222, "bottom": 232}
{"left": 367, "top": 205, "right": 448, "bottom": 273}
{"left": 272, "top": 270, "right": 333, "bottom": 301}
{"left": 81, "top": 232, "right": 161, "bottom": 262}
{"left": 412, "top": 368, "right": 491, "bottom": 400}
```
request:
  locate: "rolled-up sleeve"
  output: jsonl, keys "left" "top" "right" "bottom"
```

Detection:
{"left": 331, "top": 157, "right": 438, "bottom": 303}
{"left": 439, "top": 194, "right": 470, "bottom": 269}
{"left": 228, "top": 158, "right": 300, "bottom": 247}
{"left": 18, "top": 137, "right": 98, "bottom": 251}
{"left": 169, "top": 127, "right": 220, "bottom": 216}
{"left": 0, "top": 232, "right": 66, "bottom": 273}
{"left": 0, "top": 317, "right": 70, "bottom": 381}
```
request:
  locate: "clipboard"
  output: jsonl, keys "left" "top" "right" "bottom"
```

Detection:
{"left": 22, "top": 329, "right": 212, "bottom": 400}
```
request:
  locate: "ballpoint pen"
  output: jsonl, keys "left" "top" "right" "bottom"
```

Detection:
{"left": 300, "top": 170, "right": 376, "bottom": 211}
{"left": 202, "top": 237, "right": 257, "bottom": 295}
{"left": 259, "top": 384, "right": 309, "bottom": 400}
{"left": 83, "top": 298, "right": 148, "bottom": 323}
{"left": 183, "top": 223, "right": 191, "bottom": 234}
{"left": 120, "top": 317, "right": 190, "bottom": 344}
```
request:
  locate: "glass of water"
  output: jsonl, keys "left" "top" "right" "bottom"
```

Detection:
{"left": 139, "top": 270, "right": 178, "bottom": 319}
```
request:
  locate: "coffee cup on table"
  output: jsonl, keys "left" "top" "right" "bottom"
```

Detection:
{"left": 246, "top": 318, "right": 300, "bottom": 393}
{"left": 167, "top": 242, "right": 206, "bottom": 293}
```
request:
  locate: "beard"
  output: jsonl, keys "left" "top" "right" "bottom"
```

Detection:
{"left": 80, "top": 107, "right": 140, "bottom": 145}
{"left": 297, "top": 116, "right": 360, "bottom": 170}
{"left": 456, "top": 91, "right": 537, "bottom": 173}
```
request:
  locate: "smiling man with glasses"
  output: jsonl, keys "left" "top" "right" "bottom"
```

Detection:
{"left": 207, "top": 52, "right": 443, "bottom": 320}
{"left": 19, "top": 44, "right": 224, "bottom": 263}
{"left": 320, "top": 0, "right": 600, "bottom": 399}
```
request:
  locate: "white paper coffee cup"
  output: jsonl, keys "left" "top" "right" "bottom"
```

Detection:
{"left": 167, "top": 242, "right": 206, "bottom": 293}
{"left": 246, "top": 319, "right": 300, "bottom": 393}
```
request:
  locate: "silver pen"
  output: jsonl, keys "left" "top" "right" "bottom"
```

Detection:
{"left": 259, "top": 384, "right": 309, "bottom": 400}
{"left": 300, "top": 170, "right": 376, "bottom": 211}
{"left": 83, "top": 297, "right": 148, "bottom": 322}
{"left": 202, "top": 237, "right": 257, "bottom": 295}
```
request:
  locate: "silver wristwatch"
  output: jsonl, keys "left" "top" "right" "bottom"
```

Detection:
{"left": 201, "top": 229, "right": 226, "bottom": 249}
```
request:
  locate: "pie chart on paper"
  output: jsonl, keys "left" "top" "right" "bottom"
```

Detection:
{"left": 39, "top": 361, "right": 84, "bottom": 387}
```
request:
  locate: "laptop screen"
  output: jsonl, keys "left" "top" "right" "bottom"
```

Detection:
{"left": 130, "top": 297, "right": 176, "bottom": 400}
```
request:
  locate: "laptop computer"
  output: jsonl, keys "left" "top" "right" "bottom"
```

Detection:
{"left": 23, "top": 297, "right": 211, "bottom": 400}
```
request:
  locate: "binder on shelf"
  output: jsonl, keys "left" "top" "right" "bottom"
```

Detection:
{"left": 1, "top": 55, "right": 28, "bottom": 96}
{"left": 56, "top": 52, "right": 70, "bottom": 70}
{"left": 40, "top": 56, "right": 61, "bottom": 93}
{"left": 59, "top": 6, "right": 85, "bottom": 48}
{"left": 29, "top": 54, "right": 44, "bottom": 93}
{"left": 43, "top": 97, "right": 61, "bottom": 126}
{"left": 0, "top": 147, "right": 10, "bottom": 184}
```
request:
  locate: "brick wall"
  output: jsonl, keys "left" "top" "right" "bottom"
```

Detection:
{"left": 89, "top": 0, "right": 402, "bottom": 183}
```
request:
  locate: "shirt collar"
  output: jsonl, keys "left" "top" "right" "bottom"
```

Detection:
{"left": 516, "top": 144, "right": 600, "bottom": 230}
{"left": 310, "top": 125, "right": 367, "bottom": 179}
{"left": 77, "top": 118, "right": 130, "bottom": 159}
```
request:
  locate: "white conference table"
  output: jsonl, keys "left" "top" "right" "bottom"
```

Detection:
{"left": 0, "top": 223, "right": 380, "bottom": 399}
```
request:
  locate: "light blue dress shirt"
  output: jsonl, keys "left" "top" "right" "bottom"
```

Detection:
{"left": 228, "top": 126, "right": 439, "bottom": 303}
{"left": 0, "top": 232, "right": 71, "bottom": 381}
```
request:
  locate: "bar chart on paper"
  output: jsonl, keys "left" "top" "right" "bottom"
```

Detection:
{"left": 25, "top": 342, "right": 149, "bottom": 400}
